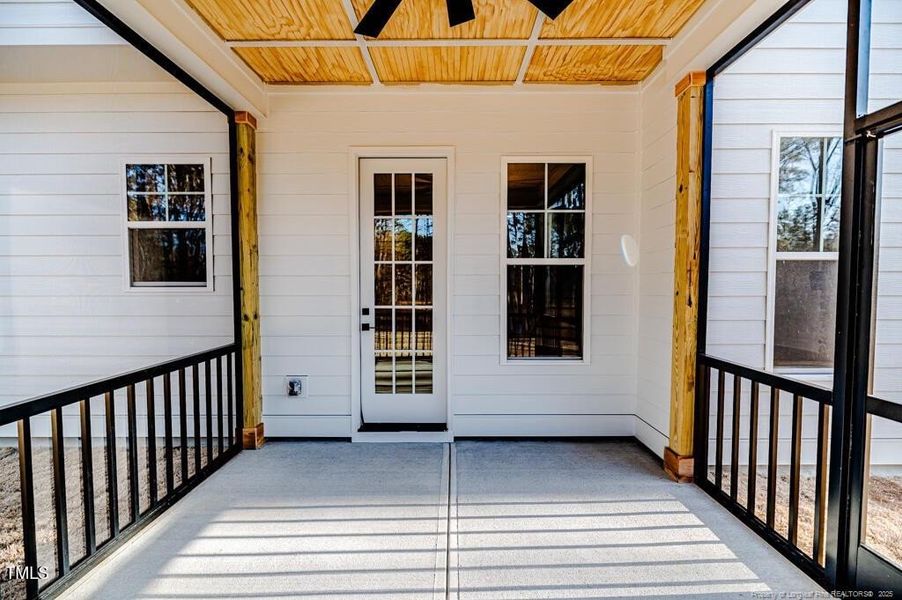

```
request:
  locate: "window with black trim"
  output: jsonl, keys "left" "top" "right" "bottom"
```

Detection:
{"left": 772, "top": 136, "right": 842, "bottom": 368}
{"left": 124, "top": 161, "right": 212, "bottom": 288}
{"left": 504, "top": 161, "right": 588, "bottom": 360}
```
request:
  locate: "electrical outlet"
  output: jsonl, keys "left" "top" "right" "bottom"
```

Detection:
{"left": 285, "top": 375, "right": 308, "bottom": 398}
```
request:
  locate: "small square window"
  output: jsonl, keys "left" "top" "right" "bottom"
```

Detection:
{"left": 124, "top": 161, "right": 211, "bottom": 289}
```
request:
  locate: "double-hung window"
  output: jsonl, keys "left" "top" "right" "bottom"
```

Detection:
{"left": 771, "top": 136, "right": 842, "bottom": 369}
{"left": 503, "top": 159, "right": 590, "bottom": 361}
{"left": 123, "top": 160, "right": 212, "bottom": 289}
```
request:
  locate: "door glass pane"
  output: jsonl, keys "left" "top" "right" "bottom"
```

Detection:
{"left": 415, "top": 174, "right": 433, "bottom": 215}
{"left": 394, "top": 219, "right": 413, "bottom": 261}
{"left": 374, "top": 219, "right": 393, "bottom": 261}
{"left": 773, "top": 260, "right": 837, "bottom": 368}
{"left": 395, "top": 354, "right": 413, "bottom": 393}
{"left": 374, "top": 265, "right": 392, "bottom": 306}
{"left": 415, "top": 264, "right": 432, "bottom": 306}
{"left": 415, "top": 356, "right": 433, "bottom": 393}
{"left": 507, "top": 265, "right": 583, "bottom": 359}
{"left": 395, "top": 264, "right": 412, "bottom": 305}
{"left": 374, "top": 174, "right": 392, "bottom": 216}
{"left": 395, "top": 309, "right": 412, "bottom": 350}
{"left": 375, "top": 354, "right": 393, "bottom": 393}
{"left": 416, "top": 218, "right": 433, "bottom": 261}
{"left": 394, "top": 174, "right": 412, "bottom": 215}
{"left": 415, "top": 310, "right": 432, "bottom": 351}
{"left": 372, "top": 170, "right": 435, "bottom": 396}
{"left": 374, "top": 309, "right": 392, "bottom": 351}
{"left": 507, "top": 163, "right": 545, "bottom": 210}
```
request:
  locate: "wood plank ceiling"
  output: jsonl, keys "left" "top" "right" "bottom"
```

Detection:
{"left": 185, "top": 0, "right": 706, "bottom": 85}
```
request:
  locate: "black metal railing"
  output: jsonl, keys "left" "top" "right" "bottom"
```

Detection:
{"left": 0, "top": 344, "right": 241, "bottom": 599}
{"left": 694, "top": 354, "right": 833, "bottom": 586}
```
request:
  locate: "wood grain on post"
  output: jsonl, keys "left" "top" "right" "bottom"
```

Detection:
{"left": 235, "top": 111, "right": 264, "bottom": 449}
{"left": 666, "top": 72, "right": 705, "bottom": 482}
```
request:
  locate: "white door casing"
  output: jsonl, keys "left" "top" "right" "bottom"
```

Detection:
{"left": 358, "top": 158, "right": 448, "bottom": 424}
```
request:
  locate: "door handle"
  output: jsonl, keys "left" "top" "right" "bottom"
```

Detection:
{"left": 361, "top": 323, "right": 371, "bottom": 331}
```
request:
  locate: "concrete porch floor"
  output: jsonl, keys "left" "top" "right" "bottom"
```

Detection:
{"left": 62, "top": 441, "right": 821, "bottom": 599}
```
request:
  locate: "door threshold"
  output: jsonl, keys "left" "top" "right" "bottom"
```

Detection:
{"left": 352, "top": 427, "right": 453, "bottom": 443}
{"left": 358, "top": 423, "right": 447, "bottom": 433}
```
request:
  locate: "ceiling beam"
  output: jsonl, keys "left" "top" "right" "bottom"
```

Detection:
{"left": 515, "top": 14, "right": 543, "bottom": 85}
{"left": 226, "top": 37, "right": 672, "bottom": 48}
{"left": 340, "top": 0, "right": 382, "bottom": 85}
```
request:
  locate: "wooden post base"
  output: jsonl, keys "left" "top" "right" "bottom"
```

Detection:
{"left": 242, "top": 423, "right": 265, "bottom": 450}
{"left": 664, "top": 446, "right": 694, "bottom": 483}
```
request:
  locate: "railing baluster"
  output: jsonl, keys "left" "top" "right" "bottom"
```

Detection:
{"left": 178, "top": 368, "right": 189, "bottom": 486}
{"left": 50, "top": 407, "right": 70, "bottom": 577}
{"left": 79, "top": 398, "right": 96, "bottom": 555}
{"left": 788, "top": 393, "right": 803, "bottom": 546}
{"left": 205, "top": 360, "right": 213, "bottom": 461}
{"left": 696, "top": 362, "right": 711, "bottom": 480}
{"left": 126, "top": 385, "right": 140, "bottom": 524}
{"left": 18, "top": 417, "right": 39, "bottom": 599}
{"left": 747, "top": 381, "right": 760, "bottom": 517}
{"left": 715, "top": 369, "right": 726, "bottom": 490}
{"left": 163, "top": 373, "right": 174, "bottom": 496}
{"left": 145, "top": 378, "right": 158, "bottom": 508}
{"left": 813, "top": 403, "right": 830, "bottom": 565}
{"left": 227, "top": 353, "right": 234, "bottom": 448}
{"left": 766, "top": 387, "right": 780, "bottom": 529}
{"left": 217, "top": 356, "right": 225, "bottom": 455}
{"left": 104, "top": 391, "right": 119, "bottom": 538}
{"left": 730, "top": 374, "right": 741, "bottom": 502}
{"left": 193, "top": 363, "right": 202, "bottom": 475}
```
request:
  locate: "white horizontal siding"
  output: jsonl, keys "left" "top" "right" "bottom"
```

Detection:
{"left": 257, "top": 91, "right": 641, "bottom": 436}
{"left": 0, "top": 0, "right": 123, "bottom": 46}
{"left": 703, "top": 0, "right": 902, "bottom": 462}
{"left": 0, "top": 79, "right": 233, "bottom": 408}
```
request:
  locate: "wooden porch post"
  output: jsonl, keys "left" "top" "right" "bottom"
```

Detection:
{"left": 235, "top": 111, "right": 264, "bottom": 449}
{"left": 665, "top": 72, "right": 706, "bottom": 482}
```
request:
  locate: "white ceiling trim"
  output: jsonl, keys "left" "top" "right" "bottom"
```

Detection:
{"left": 226, "top": 37, "right": 672, "bottom": 48}
{"left": 340, "top": 0, "right": 382, "bottom": 86}
{"left": 515, "top": 14, "right": 544, "bottom": 85}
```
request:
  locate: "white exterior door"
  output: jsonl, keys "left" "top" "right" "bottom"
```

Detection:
{"left": 359, "top": 158, "right": 447, "bottom": 425}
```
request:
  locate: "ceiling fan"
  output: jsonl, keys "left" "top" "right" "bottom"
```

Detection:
{"left": 355, "top": 0, "right": 576, "bottom": 38}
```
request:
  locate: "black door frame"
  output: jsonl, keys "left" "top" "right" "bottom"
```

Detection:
{"left": 831, "top": 0, "right": 902, "bottom": 589}
{"left": 696, "top": 0, "right": 902, "bottom": 592}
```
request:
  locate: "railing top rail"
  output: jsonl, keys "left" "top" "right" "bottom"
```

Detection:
{"left": 0, "top": 343, "right": 236, "bottom": 426}
{"left": 866, "top": 395, "right": 902, "bottom": 423}
{"left": 698, "top": 353, "right": 833, "bottom": 405}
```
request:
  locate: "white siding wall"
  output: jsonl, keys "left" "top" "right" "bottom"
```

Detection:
{"left": 0, "top": 79, "right": 234, "bottom": 423}
{"left": 705, "top": 0, "right": 902, "bottom": 464}
{"left": 256, "top": 91, "right": 641, "bottom": 438}
{"left": 0, "top": 0, "right": 122, "bottom": 45}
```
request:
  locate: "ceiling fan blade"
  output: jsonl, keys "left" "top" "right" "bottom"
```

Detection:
{"left": 354, "top": 0, "right": 403, "bottom": 37}
{"left": 526, "top": 0, "right": 574, "bottom": 20}
{"left": 446, "top": 0, "right": 476, "bottom": 27}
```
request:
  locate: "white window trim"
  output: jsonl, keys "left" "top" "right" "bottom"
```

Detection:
{"left": 766, "top": 131, "right": 840, "bottom": 375}
{"left": 120, "top": 156, "right": 215, "bottom": 293}
{"left": 499, "top": 155, "right": 593, "bottom": 366}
